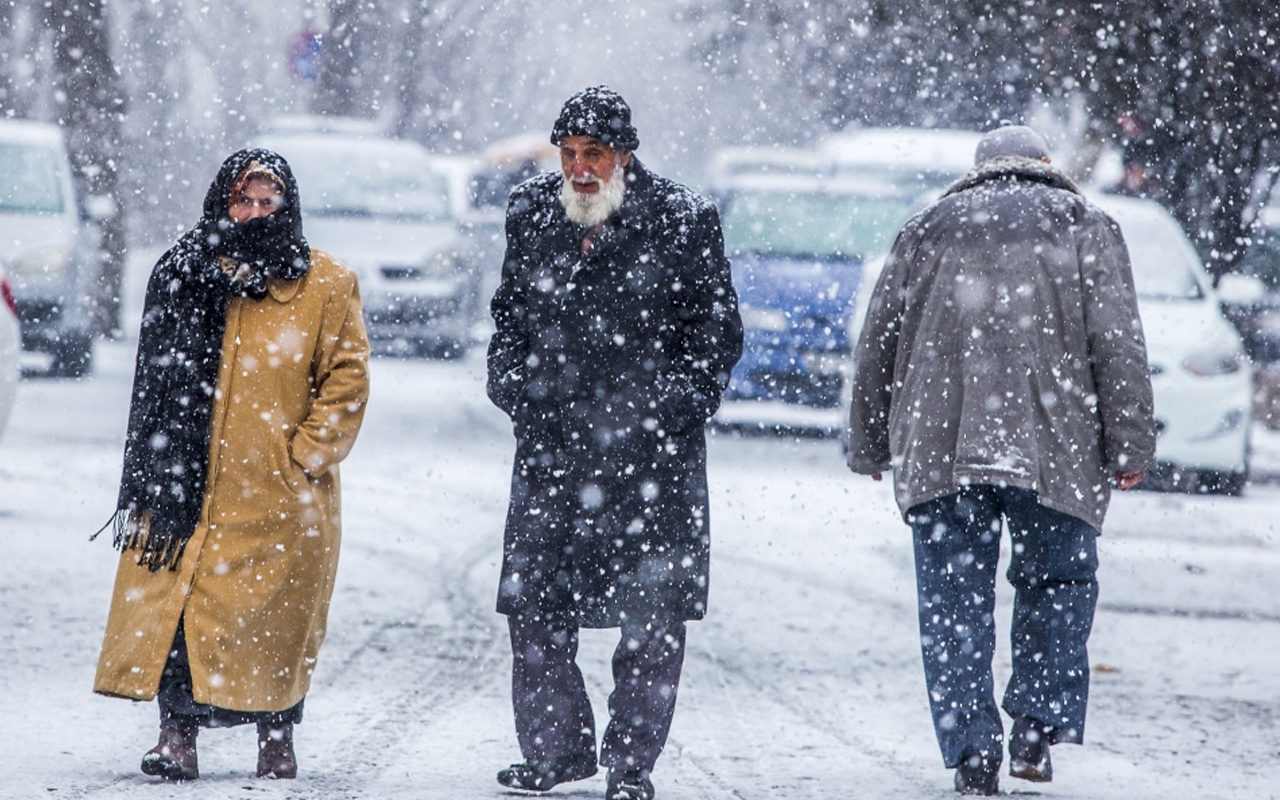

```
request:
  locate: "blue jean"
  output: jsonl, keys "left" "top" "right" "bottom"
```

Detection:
{"left": 908, "top": 486, "right": 1099, "bottom": 768}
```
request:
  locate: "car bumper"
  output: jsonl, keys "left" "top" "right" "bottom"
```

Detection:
{"left": 724, "top": 341, "right": 850, "bottom": 409}
{"left": 15, "top": 298, "right": 94, "bottom": 351}
{"left": 362, "top": 284, "right": 472, "bottom": 342}
{"left": 1150, "top": 368, "right": 1252, "bottom": 473}
{"left": 714, "top": 398, "right": 843, "bottom": 435}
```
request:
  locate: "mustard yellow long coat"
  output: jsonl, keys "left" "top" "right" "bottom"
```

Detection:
{"left": 95, "top": 250, "right": 370, "bottom": 713}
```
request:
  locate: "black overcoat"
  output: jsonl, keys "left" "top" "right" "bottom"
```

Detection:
{"left": 487, "top": 158, "right": 743, "bottom": 627}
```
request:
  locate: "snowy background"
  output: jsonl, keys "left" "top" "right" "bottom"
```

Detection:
{"left": 4, "top": 0, "right": 1280, "bottom": 797}
{"left": 1, "top": 250, "right": 1278, "bottom": 799}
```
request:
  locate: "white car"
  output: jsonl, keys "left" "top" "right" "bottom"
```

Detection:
{"left": 0, "top": 267, "right": 20, "bottom": 440}
{"left": 845, "top": 193, "right": 1251, "bottom": 495}
{"left": 251, "top": 130, "right": 480, "bottom": 358}
{"left": 1093, "top": 193, "right": 1252, "bottom": 494}
{"left": 821, "top": 127, "right": 983, "bottom": 192}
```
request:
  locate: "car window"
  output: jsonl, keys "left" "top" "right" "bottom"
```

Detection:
{"left": 721, "top": 190, "right": 914, "bottom": 261}
{"left": 1237, "top": 228, "right": 1280, "bottom": 288}
{"left": 287, "top": 149, "right": 450, "bottom": 222}
{"left": 0, "top": 143, "right": 66, "bottom": 214}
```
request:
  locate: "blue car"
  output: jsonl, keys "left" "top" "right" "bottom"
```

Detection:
{"left": 713, "top": 174, "right": 918, "bottom": 432}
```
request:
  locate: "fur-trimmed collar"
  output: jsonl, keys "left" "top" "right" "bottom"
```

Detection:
{"left": 943, "top": 156, "right": 1081, "bottom": 199}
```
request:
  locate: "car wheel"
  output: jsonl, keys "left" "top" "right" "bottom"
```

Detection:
{"left": 49, "top": 333, "right": 93, "bottom": 378}
{"left": 1196, "top": 469, "right": 1247, "bottom": 496}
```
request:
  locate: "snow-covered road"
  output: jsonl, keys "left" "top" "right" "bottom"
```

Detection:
{"left": 2, "top": 335, "right": 1278, "bottom": 799}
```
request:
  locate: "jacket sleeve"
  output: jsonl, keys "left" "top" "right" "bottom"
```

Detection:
{"left": 1078, "top": 209, "right": 1158, "bottom": 472}
{"left": 290, "top": 265, "right": 371, "bottom": 477}
{"left": 846, "top": 226, "right": 913, "bottom": 474}
{"left": 657, "top": 202, "right": 743, "bottom": 432}
{"left": 486, "top": 197, "right": 532, "bottom": 420}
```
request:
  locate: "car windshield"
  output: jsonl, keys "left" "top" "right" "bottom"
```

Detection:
{"left": 289, "top": 149, "right": 450, "bottom": 222}
{"left": 721, "top": 189, "right": 914, "bottom": 261}
{"left": 1117, "top": 213, "right": 1206, "bottom": 301}
{"left": 0, "top": 143, "right": 65, "bottom": 214}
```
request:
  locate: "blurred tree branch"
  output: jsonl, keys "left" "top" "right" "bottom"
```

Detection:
{"left": 690, "top": 0, "right": 1280, "bottom": 278}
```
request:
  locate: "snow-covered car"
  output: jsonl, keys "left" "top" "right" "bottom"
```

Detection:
{"left": 1091, "top": 194, "right": 1252, "bottom": 494}
{"left": 251, "top": 130, "right": 480, "bottom": 358}
{"left": 1219, "top": 203, "right": 1280, "bottom": 364}
{"left": 0, "top": 118, "right": 101, "bottom": 377}
{"left": 1218, "top": 203, "right": 1280, "bottom": 427}
{"left": 821, "top": 126, "right": 983, "bottom": 194}
{"left": 712, "top": 172, "right": 919, "bottom": 433}
{"left": 0, "top": 266, "right": 20, "bottom": 440}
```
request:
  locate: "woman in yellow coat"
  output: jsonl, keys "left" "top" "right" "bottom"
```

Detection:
{"left": 94, "top": 149, "right": 369, "bottom": 781}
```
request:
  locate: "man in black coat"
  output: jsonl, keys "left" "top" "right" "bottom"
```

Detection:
{"left": 487, "top": 86, "right": 742, "bottom": 800}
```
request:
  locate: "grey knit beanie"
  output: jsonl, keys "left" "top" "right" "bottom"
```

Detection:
{"left": 974, "top": 125, "right": 1050, "bottom": 165}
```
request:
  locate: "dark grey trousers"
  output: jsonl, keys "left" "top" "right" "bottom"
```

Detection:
{"left": 507, "top": 614, "right": 687, "bottom": 773}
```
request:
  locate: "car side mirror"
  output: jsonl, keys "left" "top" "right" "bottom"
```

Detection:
{"left": 1217, "top": 273, "right": 1267, "bottom": 306}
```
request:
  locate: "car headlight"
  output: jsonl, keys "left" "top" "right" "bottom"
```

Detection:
{"left": 1182, "top": 342, "right": 1244, "bottom": 376}
{"left": 10, "top": 248, "right": 70, "bottom": 276}
{"left": 739, "top": 303, "right": 788, "bottom": 332}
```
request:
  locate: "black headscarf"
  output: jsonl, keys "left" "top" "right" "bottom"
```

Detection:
{"left": 108, "top": 149, "right": 310, "bottom": 570}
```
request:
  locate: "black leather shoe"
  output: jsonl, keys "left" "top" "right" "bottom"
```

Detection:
{"left": 497, "top": 753, "right": 597, "bottom": 791}
{"left": 1008, "top": 716, "right": 1053, "bottom": 782}
{"left": 606, "top": 769, "right": 655, "bottom": 800}
{"left": 954, "top": 752, "right": 999, "bottom": 796}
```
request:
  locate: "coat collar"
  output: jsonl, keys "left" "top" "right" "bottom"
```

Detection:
{"left": 942, "top": 156, "right": 1081, "bottom": 199}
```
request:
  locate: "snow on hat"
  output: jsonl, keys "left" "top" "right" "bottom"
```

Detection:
{"left": 974, "top": 125, "right": 1050, "bottom": 165}
{"left": 550, "top": 86, "right": 640, "bottom": 151}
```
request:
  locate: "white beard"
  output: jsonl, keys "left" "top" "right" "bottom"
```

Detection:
{"left": 560, "top": 166, "right": 626, "bottom": 227}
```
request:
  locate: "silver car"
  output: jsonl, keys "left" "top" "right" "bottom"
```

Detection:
{"left": 0, "top": 119, "right": 100, "bottom": 377}
{"left": 252, "top": 130, "right": 480, "bottom": 358}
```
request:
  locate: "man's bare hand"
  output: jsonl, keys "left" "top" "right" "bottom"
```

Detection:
{"left": 1115, "top": 470, "right": 1144, "bottom": 491}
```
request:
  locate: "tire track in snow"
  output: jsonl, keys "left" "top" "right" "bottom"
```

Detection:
{"left": 305, "top": 535, "right": 506, "bottom": 794}
{"left": 646, "top": 552, "right": 936, "bottom": 799}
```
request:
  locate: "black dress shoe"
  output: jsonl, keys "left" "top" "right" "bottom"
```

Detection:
{"left": 497, "top": 753, "right": 597, "bottom": 791}
{"left": 1008, "top": 716, "right": 1053, "bottom": 782}
{"left": 606, "top": 768, "right": 655, "bottom": 800}
{"left": 954, "top": 752, "right": 999, "bottom": 796}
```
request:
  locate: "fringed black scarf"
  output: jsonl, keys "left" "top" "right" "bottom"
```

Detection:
{"left": 108, "top": 149, "right": 311, "bottom": 570}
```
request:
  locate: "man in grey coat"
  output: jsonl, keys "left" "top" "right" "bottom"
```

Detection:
{"left": 846, "top": 125, "right": 1156, "bottom": 795}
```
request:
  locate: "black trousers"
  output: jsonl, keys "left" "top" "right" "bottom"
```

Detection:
{"left": 508, "top": 614, "right": 687, "bottom": 773}
{"left": 157, "top": 618, "right": 304, "bottom": 728}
